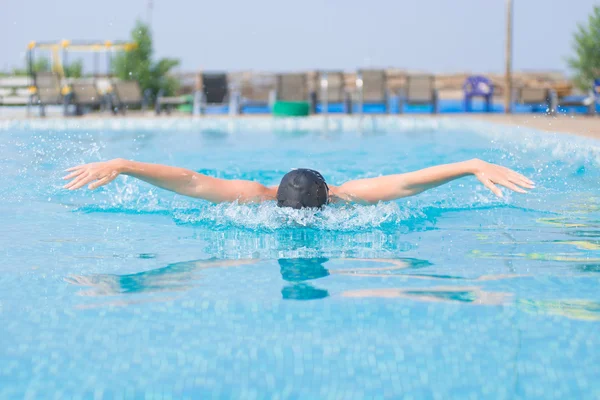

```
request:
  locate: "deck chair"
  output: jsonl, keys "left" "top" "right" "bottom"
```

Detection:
{"left": 0, "top": 76, "right": 33, "bottom": 106}
{"left": 401, "top": 74, "right": 438, "bottom": 114}
{"left": 32, "top": 72, "right": 64, "bottom": 117}
{"left": 196, "top": 73, "right": 231, "bottom": 114}
{"left": 517, "top": 87, "right": 553, "bottom": 113}
{"left": 315, "top": 71, "right": 350, "bottom": 114}
{"left": 276, "top": 73, "right": 311, "bottom": 101}
{"left": 274, "top": 73, "right": 314, "bottom": 114}
{"left": 155, "top": 90, "right": 189, "bottom": 115}
{"left": 463, "top": 75, "right": 493, "bottom": 112}
{"left": 355, "top": 69, "right": 388, "bottom": 114}
{"left": 239, "top": 72, "right": 276, "bottom": 114}
{"left": 111, "top": 80, "right": 147, "bottom": 114}
{"left": 555, "top": 95, "right": 596, "bottom": 115}
{"left": 69, "top": 80, "right": 104, "bottom": 116}
{"left": 554, "top": 80, "right": 598, "bottom": 115}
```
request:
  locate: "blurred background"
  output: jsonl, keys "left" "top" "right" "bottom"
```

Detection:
{"left": 1, "top": 0, "right": 599, "bottom": 116}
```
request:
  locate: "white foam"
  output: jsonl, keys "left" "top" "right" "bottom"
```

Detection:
{"left": 173, "top": 201, "right": 419, "bottom": 231}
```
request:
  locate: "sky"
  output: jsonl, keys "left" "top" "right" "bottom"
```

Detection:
{"left": 0, "top": 0, "right": 597, "bottom": 75}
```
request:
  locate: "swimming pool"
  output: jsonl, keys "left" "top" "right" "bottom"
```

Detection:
{"left": 1, "top": 117, "right": 599, "bottom": 399}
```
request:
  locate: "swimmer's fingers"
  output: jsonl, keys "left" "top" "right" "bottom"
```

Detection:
{"left": 65, "top": 165, "right": 85, "bottom": 172}
{"left": 67, "top": 174, "right": 98, "bottom": 191}
{"left": 499, "top": 166, "right": 535, "bottom": 186}
{"left": 505, "top": 169, "right": 535, "bottom": 188}
{"left": 510, "top": 176, "right": 535, "bottom": 189}
{"left": 63, "top": 172, "right": 90, "bottom": 190}
{"left": 507, "top": 175, "right": 534, "bottom": 190}
{"left": 62, "top": 169, "right": 86, "bottom": 180}
{"left": 478, "top": 177, "right": 503, "bottom": 198}
{"left": 88, "top": 175, "right": 116, "bottom": 190}
{"left": 496, "top": 179, "right": 526, "bottom": 194}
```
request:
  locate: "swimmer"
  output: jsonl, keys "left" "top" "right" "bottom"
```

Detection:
{"left": 62, "top": 158, "right": 534, "bottom": 208}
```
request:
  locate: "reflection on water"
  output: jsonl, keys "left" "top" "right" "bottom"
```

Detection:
{"left": 278, "top": 258, "right": 330, "bottom": 300}
{"left": 65, "top": 255, "right": 600, "bottom": 320}
{"left": 577, "top": 264, "right": 600, "bottom": 273}
{"left": 518, "top": 299, "right": 600, "bottom": 321}
{"left": 64, "top": 259, "right": 257, "bottom": 296}
{"left": 566, "top": 229, "right": 600, "bottom": 239}
{"left": 470, "top": 249, "right": 600, "bottom": 263}
{"left": 342, "top": 286, "right": 511, "bottom": 305}
{"left": 66, "top": 257, "right": 437, "bottom": 300}
{"left": 66, "top": 256, "right": 529, "bottom": 303}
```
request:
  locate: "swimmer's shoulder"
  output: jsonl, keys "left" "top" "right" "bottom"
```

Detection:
{"left": 328, "top": 186, "right": 370, "bottom": 205}
{"left": 328, "top": 186, "right": 347, "bottom": 204}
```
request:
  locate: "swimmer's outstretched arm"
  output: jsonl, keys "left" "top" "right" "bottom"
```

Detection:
{"left": 63, "top": 159, "right": 276, "bottom": 203}
{"left": 332, "top": 159, "right": 534, "bottom": 204}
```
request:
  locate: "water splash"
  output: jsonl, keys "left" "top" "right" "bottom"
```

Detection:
{"left": 172, "top": 201, "right": 419, "bottom": 231}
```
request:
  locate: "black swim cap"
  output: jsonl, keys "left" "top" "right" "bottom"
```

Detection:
{"left": 277, "top": 169, "right": 329, "bottom": 209}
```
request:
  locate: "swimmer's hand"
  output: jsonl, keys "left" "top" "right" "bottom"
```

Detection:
{"left": 472, "top": 159, "right": 534, "bottom": 198}
{"left": 63, "top": 159, "right": 124, "bottom": 190}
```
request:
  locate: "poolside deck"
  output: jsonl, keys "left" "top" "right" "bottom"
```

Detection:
{"left": 469, "top": 114, "right": 600, "bottom": 139}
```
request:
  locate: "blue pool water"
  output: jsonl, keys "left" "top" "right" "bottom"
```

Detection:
{"left": 1, "top": 117, "right": 599, "bottom": 399}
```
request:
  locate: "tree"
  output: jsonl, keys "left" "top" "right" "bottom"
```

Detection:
{"left": 11, "top": 56, "right": 51, "bottom": 76}
{"left": 32, "top": 57, "right": 51, "bottom": 73}
{"left": 112, "top": 20, "right": 180, "bottom": 97}
{"left": 64, "top": 59, "right": 83, "bottom": 78}
{"left": 568, "top": 6, "right": 600, "bottom": 91}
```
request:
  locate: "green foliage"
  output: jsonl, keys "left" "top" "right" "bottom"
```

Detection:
{"left": 9, "top": 56, "right": 51, "bottom": 76}
{"left": 9, "top": 67, "right": 28, "bottom": 76}
{"left": 568, "top": 6, "right": 600, "bottom": 91}
{"left": 64, "top": 59, "right": 83, "bottom": 78}
{"left": 32, "top": 57, "right": 51, "bottom": 73}
{"left": 112, "top": 20, "right": 180, "bottom": 98}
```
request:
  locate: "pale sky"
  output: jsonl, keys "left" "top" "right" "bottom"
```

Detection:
{"left": 0, "top": 0, "right": 597, "bottom": 75}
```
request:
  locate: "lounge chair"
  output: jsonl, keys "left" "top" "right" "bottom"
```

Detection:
{"left": 555, "top": 95, "right": 596, "bottom": 115}
{"left": 69, "top": 80, "right": 104, "bottom": 116}
{"left": 355, "top": 69, "right": 388, "bottom": 114}
{"left": 0, "top": 76, "right": 32, "bottom": 106}
{"left": 552, "top": 79, "right": 598, "bottom": 115}
{"left": 111, "top": 80, "right": 147, "bottom": 114}
{"left": 276, "top": 73, "right": 312, "bottom": 102}
{"left": 155, "top": 90, "right": 189, "bottom": 115}
{"left": 315, "top": 71, "right": 351, "bottom": 114}
{"left": 239, "top": 72, "right": 276, "bottom": 114}
{"left": 31, "top": 72, "right": 64, "bottom": 117}
{"left": 273, "top": 73, "right": 314, "bottom": 116}
{"left": 196, "top": 72, "right": 232, "bottom": 114}
{"left": 400, "top": 74, "right": 438, "bottom": 114}
{"left": 463, "top": 75, "right": 494, "bottom": 112}
{"left": 516, "top": 87, "right": 553, "bottom": 113}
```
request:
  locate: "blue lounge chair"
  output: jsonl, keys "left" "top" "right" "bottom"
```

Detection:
{"left": 516, "top": 87, "right": 553, "bottom": 113}
{"left": 354, "top": 69, "right": 389, "bottom": 114}
{"left": 239, "top": 72, "right": 275, "bottom": 114}
{"left": 553, "top": 78, "right": 598, "bottom": 115}
{"left": 315, "top": 71, "right": 351, "bottom": 114}
{"left": 195, "top": 72, "right": 233, "bottom": 115}
{"left": 400, "top": 74, "right": 438, "bottom": 114}
{"left": 464, "top": 76, "right": 494, "bottom": 112}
